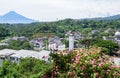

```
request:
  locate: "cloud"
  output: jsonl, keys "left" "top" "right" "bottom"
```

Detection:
{"left": 0, "top": 0, "right": 120, "bottom": 21}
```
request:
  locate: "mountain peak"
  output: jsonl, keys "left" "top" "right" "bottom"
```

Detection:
{"left": 8, "top": 11, "right": 17, "bottom": 14}
{"left": 0, "top": 11, "right": 37, "bottom": 24}
{"left": 3, "top": 11, "right": 22, "bottom": 17}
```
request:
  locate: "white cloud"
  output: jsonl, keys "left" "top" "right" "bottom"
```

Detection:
{"left": 0, "top": 0, "right": 120, "bottom": 21}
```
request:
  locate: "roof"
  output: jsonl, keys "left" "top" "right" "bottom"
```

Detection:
{"left": 110, "top": 56, "right": 120, "bottom": 66}
{"left": 115, "top": 31, "right": 120, "bottom": 36}
{"left": 0, "top": 49, "right": 17, "bottom": 56}
{"left": 32, "top": 50, "right": 50, "bottom": 60}
{"left": 0, "top": 49, "right": 50, "bottom": 60}
{"left": 11, "top": 50, "right": 49, "bottom": 60}
{"left": 11, "top": 50, "right": 37, "bottom": 58}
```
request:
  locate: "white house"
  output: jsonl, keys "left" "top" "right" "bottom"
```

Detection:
{"left": 115, "top": 31, "right": 120, "bottom": 45}
{"left": 5, "top": 36, "right": 26, "bottom": 42}
{"left": 29, "top": 38, "right": 44, "bottom": 50}
{"left": 110, "top": 57, "right": 120, "bottom": 67}
{"left": 58, "top": 45, "right": 65, "bottom": 50}
{"left": 65, "top": 31, "right": 84, "bottom": 40}
{"left": 48, "top": 42, "right": 57, "bottom": 50}
{"left": 0, "top": 49, "right": 17, "bottom": 66}
{"left": 0, "top": 49, "right": 51, "bottom": 66}
{"left": 48, "top": 37, "right": 65, "bottom": 50}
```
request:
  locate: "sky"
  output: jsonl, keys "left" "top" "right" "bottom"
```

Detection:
{"left": 0, "top": 0, "right": 120, "bottom": 21}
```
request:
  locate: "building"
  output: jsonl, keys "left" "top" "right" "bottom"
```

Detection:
{"left": 65, "top": 31, "right": 84, "bottom": 40}
{"left": 115, "top": 31, "right": 120, "bottom": 40}
{"left": 0, "top": 49, "right": 50, "bottom": 65}
{"left": 58, "top": 45, "right": 66, "bottom": 50}
{"left": 110, "top": 56, "right": 120, "bottom": 67}
{"left": 48, "top": 37, "right": 65, "bottom": 50}
{"left": 115, "top": 31, "right": 120, "bottom": 45}
{"left": 5, "top": 36, "right": 26, "bottom": 43}
{"left": 29, "top": 38, "right": 44, "bottom": 50}
{"left": 69, "top": 34, "right": 74, "bottom": 51}
{"left": 0, "top": 49, "right": 17, "bottom": 66}
{"left": 92, "top": 30, "right": 100, "bottom": 34}
{"left": 0, "top": 43, "right": 9, "bottom": 46}
{"left": 103, "top": 36, "right": 107, "bottom": 40}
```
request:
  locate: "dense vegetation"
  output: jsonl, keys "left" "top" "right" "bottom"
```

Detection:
{"left": 44, "top": 47, "right": 120, "bottom": 78}
{"left": 8, "top": 40, "right": 33, "bottom": 50}
{"left": 80, "top": 39, "right": 120, "bottom": 55}
{"left": 0, "top": 26, "right": 9, "bottom": 40}
{"left": 0, "top": 19, "right": 119, "bottom": 53}
{"left": 0, "top": 58, "right": 53, "bottom": 78}
{"left": 0, "top": 19, "right": 120, "bottom": 38}
{"left": 0, "top": 47, "right": 119, "bottom": 78}
{"left": 0, "top": 40, "right": 33, "bottom": 50}
{"left": 0, "top": 18, "right": 120, "bottom": 77}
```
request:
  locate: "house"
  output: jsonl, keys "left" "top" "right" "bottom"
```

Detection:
{"left": 92, "top": 30, "right": 100, "bottom": 35}
{"left": 48, "top": 37, "right": 65, "bottom": 50}
{"left": 73, "top": 32, "right": 84, "bottom": 40}
{"left": 0, "top": 43, "right": 9, "bottom": 46}
{"left": 12, "top": 36, "right": 26, "bottom": 41}
{"left": 115, "top": 31, "right": 120, "bottom": 45}
{"left": 110, "top": 56, "right": 120, "bottom": 67}
{"left": 0, "top": 49, "right": 50, "bottom": 65}
{"left": 104, "top": 28, "right": 111, "bottom": 33}
{"left": 103, "top": 36, "right": 107, "bottom": 40}
{"left": 65, "top": 31, "right": 84, "bottom": 40}
{"left": 0, "top": 49, "right": 17, "bottom": 66}
{"left": 5, "top": 36, "right": 26, "bottom": 42}
{"left": 58, "top": 45, "right": 66, "bottom": 50}
{"left": 29, "top": 38, "right": 44, "bottom": 50}
{"left": 115, "top": 31, "right": 120, "bottom": 40}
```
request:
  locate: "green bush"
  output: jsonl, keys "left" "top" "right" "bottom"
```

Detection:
{"left": 8, "top": 40, "right": 33, "bottom": 50}
{"left": 0, "top": 58, "right": 53, "bottom": 78}
{"left": 45, "top": 47, "right": 120, "bottom": 78}
{"left": 80, "top": 39, "right": 119, "bottom": 55}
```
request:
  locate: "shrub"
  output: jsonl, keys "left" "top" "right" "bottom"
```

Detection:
{"left": 45, "top": 47, "right": 120, "bottom": 78}
{"left": 80, "top": 39, "right": 119, "bottom": 55}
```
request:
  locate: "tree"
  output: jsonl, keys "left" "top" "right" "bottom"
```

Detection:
{"left": 80, "top": 39, "right": 119, "bottom": 55}
{"left": 0, "top": 27, "right": 9, "bottom": 40}
{"left": 0, "top": 58, "right": 53, "bottom": 78}
{"left": 82, "top": 28, "right": 92, "bottom": 38}
{"left": 8, "top": 40, "right": 33, "bottom": 50}
{"left": 45, "top": 47, "right": 120, "bottom": 78}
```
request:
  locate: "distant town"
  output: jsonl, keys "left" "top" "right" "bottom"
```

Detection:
{"left": 0, "top": 30, "right": 120, "bottom": 65}
{"left": 0, "top": 11, "right": 120, "bottom": 77}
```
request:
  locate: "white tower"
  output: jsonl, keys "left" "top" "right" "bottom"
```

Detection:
{"left": 69, "top": 34, "right": 74, "bottom": 51}
{"left": 115, "top": 31, "right": 120, "bottom": 40}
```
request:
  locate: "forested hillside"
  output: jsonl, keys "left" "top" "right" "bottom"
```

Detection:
{"left": 0, "top": 19, "right": 120, "bottom": 38}
{"left": 0, "top": 26, "right": 9, "bottom": 40}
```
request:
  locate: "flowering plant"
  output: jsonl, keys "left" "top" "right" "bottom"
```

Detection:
{"left": 45, "top": 47, "right": 120, "bottom": 78}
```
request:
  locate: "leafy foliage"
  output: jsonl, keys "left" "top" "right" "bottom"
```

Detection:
{"left": 8, "top": 40, "right": 33, "bottom": 50}
{"left": 0, "top": 58, "right": 53, "bottom": 78}
{"left": 80, "top": 39, "right": 119, "bottom": 55}
{"left": 45, "top": 47, "right": 120, "bottom": 78}
{"left": 0, "top": 26, "right": 9, "bottom": 40}
{"left": 0, "top": 19, "right": 120, "bottom": 38}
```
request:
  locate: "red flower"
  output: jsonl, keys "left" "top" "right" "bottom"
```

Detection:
{"left": 98, "top": 63, "right": 103, "bottom": 67}
{"left": 68, "top": 71, "right": 73, "bottom": 77}
{"left": 81, "top": 65, "right": 85, "bottom": 71}
{"left": 55, "top": 66, "right": 58, "bottom": 71}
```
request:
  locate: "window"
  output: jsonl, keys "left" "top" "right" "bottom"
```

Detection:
{"left": 10, "top": 57, "right": 15, "bottom": 60}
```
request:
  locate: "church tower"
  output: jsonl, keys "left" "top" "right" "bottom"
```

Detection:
{"left": 69, "top": 34, "right": 74, "bottom": 51}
